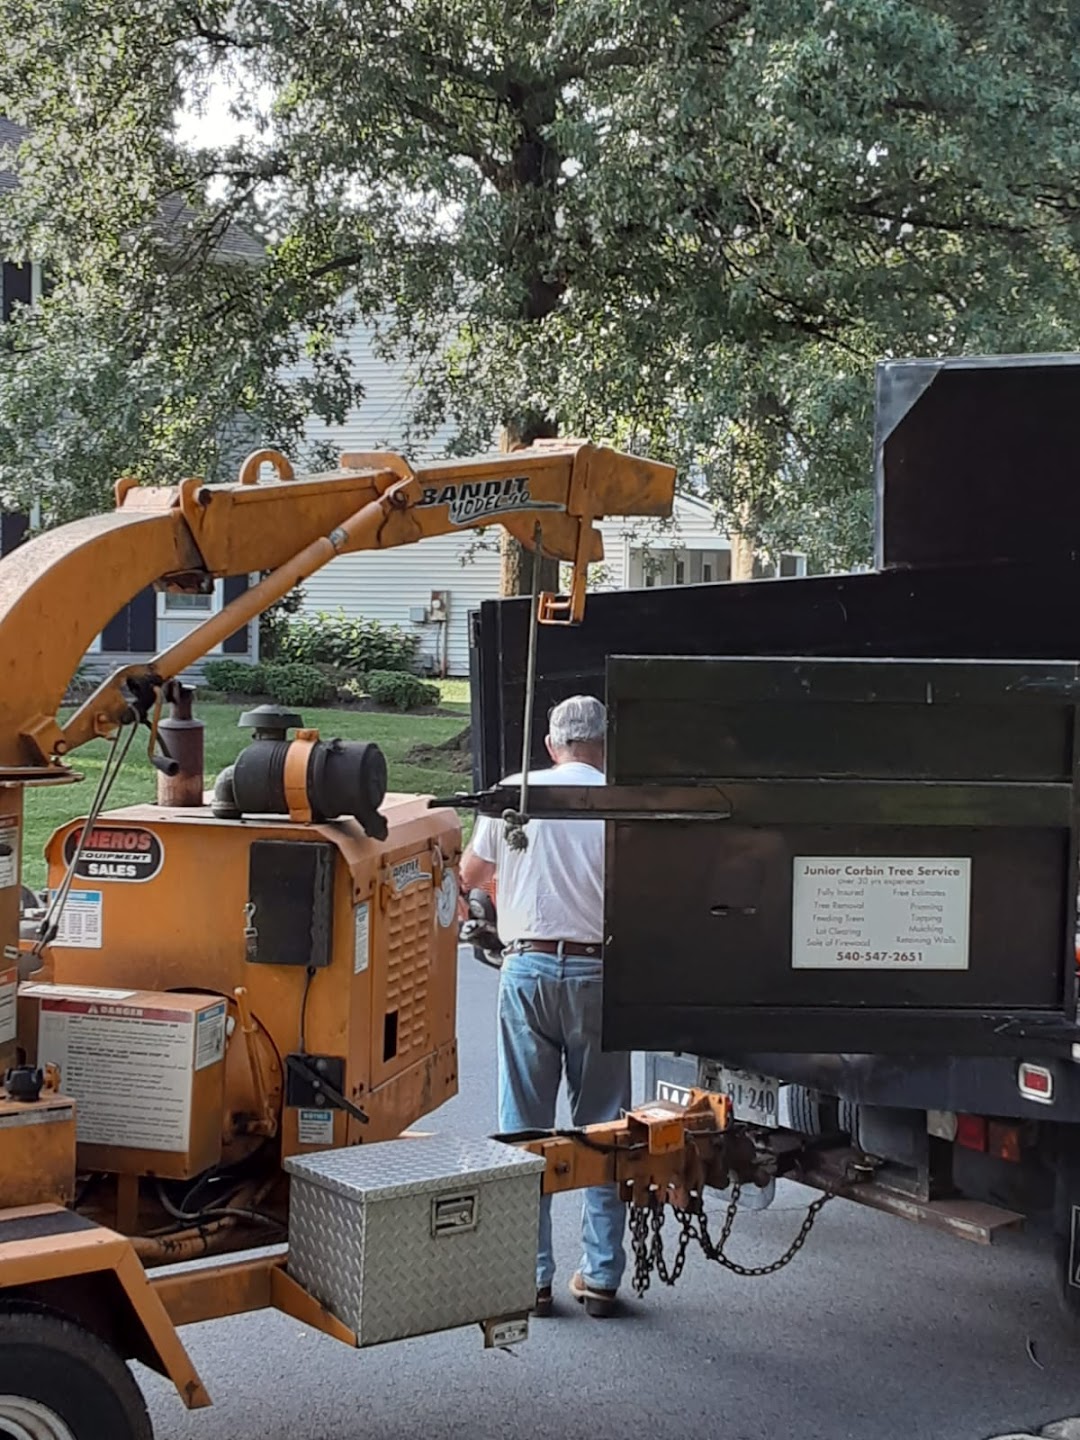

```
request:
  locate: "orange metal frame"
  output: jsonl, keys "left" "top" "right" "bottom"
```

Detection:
{"left": 0, "top": 1094, "right": 735, "bottom": 1410}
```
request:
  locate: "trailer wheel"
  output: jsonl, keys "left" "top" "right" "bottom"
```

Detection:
{"left": 0, "top": 1306, "right": 152, "bottom": 1440}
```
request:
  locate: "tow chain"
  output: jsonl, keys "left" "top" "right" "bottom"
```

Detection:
{"left": 629, "top": 1178, "right": 836, "bottom": 1297}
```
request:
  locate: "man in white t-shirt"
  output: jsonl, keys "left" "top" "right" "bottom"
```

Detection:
{"left": 461, "top": 695, "right": 630, "bottom": 1319}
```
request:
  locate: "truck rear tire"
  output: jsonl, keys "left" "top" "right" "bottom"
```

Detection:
{"left": 0, "top": 1305, "right": 152, "bottom": 1440}
{"left": 786, "top": 1085, "right": 838, "bottom": 1138}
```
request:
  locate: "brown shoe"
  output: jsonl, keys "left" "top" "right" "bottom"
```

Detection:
{"left": 532, "top": 1285, "right": 554, "bottom": 1318}
{"left": 569, "top": 1271, "right": 618, "bottom": 1318}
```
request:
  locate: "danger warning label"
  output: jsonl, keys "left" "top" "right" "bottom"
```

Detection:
{"left": 63, "top": 825, "right": 163, "bottom": 883}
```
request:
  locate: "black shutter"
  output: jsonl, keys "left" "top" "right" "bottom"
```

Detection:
{"left": 2, "top": 262, "right": 32, "bottom": 324}
{"left": 101, "top": 588, "right": 157, "bottom": 653}
{"left": 221, "top": 574, "right": 251, "bottom": 654}
{"left": 0, "top": 512, "right": 29, "bottom": 556}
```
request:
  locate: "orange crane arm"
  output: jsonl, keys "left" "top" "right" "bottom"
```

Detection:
{"left": 0, "top": 441, "right": 675, "bottom": 773}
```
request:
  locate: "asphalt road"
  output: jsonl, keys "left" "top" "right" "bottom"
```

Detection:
{"left": 142, "top": 955, "right": 1080, "bottom": 1440}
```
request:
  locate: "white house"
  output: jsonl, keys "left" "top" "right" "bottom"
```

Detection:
{"left": 291, "top": 323, "right": 805, "bottom": 675}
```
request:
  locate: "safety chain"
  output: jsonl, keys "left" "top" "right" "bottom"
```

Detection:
{"left": 629, "top": 1178, "right": 836, "bottom": 1297}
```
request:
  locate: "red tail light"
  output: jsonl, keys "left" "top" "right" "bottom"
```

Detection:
{"left": 955, "top": 1115, "right": 987, "bottom": 1152}
{"left": 988, "top": 1121, "right": 1022, "bottom": 1162}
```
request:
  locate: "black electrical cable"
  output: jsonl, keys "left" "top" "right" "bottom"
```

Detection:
{"left": 490, "top": 1127, "right": 646, "bottom": 1157}
{"left": 180, "top": 1140, "right": 272, "bottom": 1214}
{"left": 155, "top": 1181, "right": 282, "bottom": 1230}
{"left": 298, "top": 964, "right": 317, "bottom": 1052}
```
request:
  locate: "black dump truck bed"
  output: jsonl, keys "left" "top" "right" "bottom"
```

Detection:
{"left": 469, "top": 354, "right": 1080, "bottom": 1063}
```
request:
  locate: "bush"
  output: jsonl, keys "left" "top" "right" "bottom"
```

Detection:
{"left": 262, "top": 662, "right": 336, "bottom": 707}
{"left": 364, "top": 669, "right": 441, "bottom": 711}
{"left": 279, "top": 610, "right": 419, "bottom": 674}
{"left": 258, "top": 581, "right": 306, "bottom": 661}
{"left": 202, "top": 660, "right": 268, "bottom": 695}
{"left": 311, "top": 662, "right": 368, "bottom": 700}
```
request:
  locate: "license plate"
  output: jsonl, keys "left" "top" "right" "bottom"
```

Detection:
{"left": 719, "top": 1067, "right": 780, "bottom": 1128}
{"left": 657, "top": 1072, "right": 780, "bottom": 1127}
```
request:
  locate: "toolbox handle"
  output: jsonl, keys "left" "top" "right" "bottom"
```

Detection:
{"left": 431, "top": 1190, "right": 478, "bottom": 1237}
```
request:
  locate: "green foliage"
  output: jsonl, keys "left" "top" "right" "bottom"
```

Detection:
{"left": 363, "top": 670, "right": 440, "bottom": 712}
{"left": 259, "top": 583, "right": 307, "bottom": 662}
{"left": 279, "top": 610, "right": 419, "bottom": 674}
{"left": 262, "top": 661, "right": 336, "bottom": 707}
{"left": 3, "top": 1, "right": 1080, "bottom": 561}
{"left": 201, "top": 659, "right": 267, "bottom": 695}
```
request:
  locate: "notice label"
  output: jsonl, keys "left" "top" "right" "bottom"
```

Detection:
{"left": 194, "top": 1003, "right": 227, "bottom": 1071}
{"left": 391, "top": 857, "right": 428, "bottom": 893}
{"left": 0, "top": 965, "right": 15, "bottom": 1046}
{"left": 22, "top": 983, "right": 135, "bottom": 1002}
{"left": 298, "top": 1108, "right": 335, "bottom": 1146}
{"left": 37, "top": 999, "right": 197, "bottom": 1152}
{"left": 354, "top": 902, "right": 371, "bottom": 974}
{"left": 48, "top": 890, "right": 103, "bottom": 950}
{"left": 0, "top": 816, "right": 18, "bottom": 889}
{"left": 791, "top": 856, "right": 971, "bottom": 971}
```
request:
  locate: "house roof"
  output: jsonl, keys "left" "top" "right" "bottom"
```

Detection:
{"left": 156, "top": 193, "right": 265, "bottom": 264}
{"left": 0, "top": 118, "right": 264, "bottom": 263}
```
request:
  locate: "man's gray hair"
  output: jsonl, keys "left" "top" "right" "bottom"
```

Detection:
{"left": 549, "top": 694, "right": 606, "bottom": 749}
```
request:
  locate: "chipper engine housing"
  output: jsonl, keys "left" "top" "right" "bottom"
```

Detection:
{"left": 18, "top": 706, "right": 460, "bottom": 1205}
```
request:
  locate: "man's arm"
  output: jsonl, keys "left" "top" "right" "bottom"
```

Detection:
{"left": 461, "top": 847, "right": 496, "bottom": 891}
{"left": 460, "top": 815, "right": 497, "bottom": 891}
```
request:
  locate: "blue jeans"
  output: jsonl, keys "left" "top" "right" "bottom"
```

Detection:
{"left": 497, "top": 949, "right": 632, "bottom": 1292}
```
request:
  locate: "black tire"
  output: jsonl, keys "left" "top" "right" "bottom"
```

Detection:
{"left": 786, "top": 1085, "right": 838, "bottom": 1138}
{"left": 837, "top": 1097, "right": 859, "bottom": 1144}
{"left": 0, "top": 1305, "right": 152, "bottom": 1440}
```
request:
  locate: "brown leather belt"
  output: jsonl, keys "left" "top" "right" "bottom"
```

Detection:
{"left": 508, "top": 939, "right": 603, "bottom": 958}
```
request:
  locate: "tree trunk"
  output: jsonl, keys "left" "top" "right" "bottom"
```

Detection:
{"left": 498, "top": 420, "right": 560, "bottom": 597}
{"left": 729, "top": 529, "right": 756, "bottom": 581}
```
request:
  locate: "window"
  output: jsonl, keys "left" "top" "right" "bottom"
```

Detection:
{"left": 703, "top": 563, "right": 713, "bottom": 582}
{"left": 675, "top": 559, "right": 685, "bottom": 585}
{"left": 645, "top": 573, "right": 655, "bottom": 588}
{"left": 164, "top": 591, "right": 213, "bottom": 611}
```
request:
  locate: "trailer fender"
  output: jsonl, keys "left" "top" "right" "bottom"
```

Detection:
{"left": 0, "top": 1203, "right": 210, "bottom": 1409}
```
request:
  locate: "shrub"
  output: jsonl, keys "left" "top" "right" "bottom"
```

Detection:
{"left": 312, "top": 663, "right": 368, "bottom": 700}
{"left": 258, "top": 581, "right": 306, "bottom": 661}
{"left": 279, "top": 610, "right": 419, "bottom": 674}
{"left": 202, "top": 660, "right": 268, "bottom": 695}
{"left": 262, "top": 662, "right": 336, "bottom": 707}
{"left": 364, "top": 669, "right": 441, "bottom": 711}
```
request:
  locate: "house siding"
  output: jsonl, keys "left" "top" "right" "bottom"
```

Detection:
{"left": 292, "top": 321, "right": 459, "bottom": 466}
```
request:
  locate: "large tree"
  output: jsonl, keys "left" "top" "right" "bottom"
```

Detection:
{"left": 1, "top": 0, "right": 1079, "bottom": 570}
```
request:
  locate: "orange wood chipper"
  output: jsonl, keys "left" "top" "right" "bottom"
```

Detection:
{"left": 0, "top": 442, "right": 782, "bottom": 1440}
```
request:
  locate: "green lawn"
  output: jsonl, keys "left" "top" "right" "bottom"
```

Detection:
{"left": 23, "top": 687, "right": 473, "bottom": 891}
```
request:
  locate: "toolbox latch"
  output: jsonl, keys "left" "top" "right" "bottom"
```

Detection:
{"left": 431, "top": 1191, "right": 478, "bottom": 1236}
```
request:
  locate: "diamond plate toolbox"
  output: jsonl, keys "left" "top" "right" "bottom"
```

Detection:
{"left": 284, "top": 1135, "right": 545, "bottom": 1346}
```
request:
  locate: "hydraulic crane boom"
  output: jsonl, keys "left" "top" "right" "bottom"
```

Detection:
{"left": 0, "top": 441, "right": 674, "bottom": 777}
